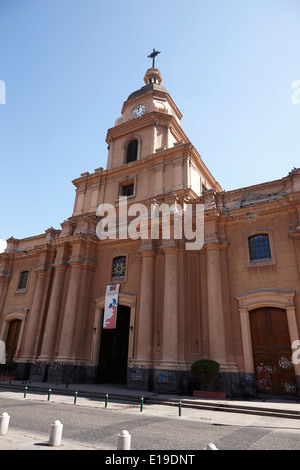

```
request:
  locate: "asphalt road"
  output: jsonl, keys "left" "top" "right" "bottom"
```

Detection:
{"left": 1, "top": 394, "right": 300, "bottom": 452}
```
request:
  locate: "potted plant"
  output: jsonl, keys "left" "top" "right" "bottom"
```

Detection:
{"left": 191, "top": 359, "right": 226, "bottom": 398}
{"left": 0, "top": 361, "right": 17, "bottom": 381}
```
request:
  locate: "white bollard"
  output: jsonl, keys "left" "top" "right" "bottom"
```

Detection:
{"left": 0, "top": 412, "right": 10, "bottom": 435}
{"left": 48, "top": 420, "right": 63, "bottom": 447}
{"left": 117, "top": 430, "right": 131, "bottom": 450}
{"left": 204, "top": 443, "right": 218, "bottom": 450}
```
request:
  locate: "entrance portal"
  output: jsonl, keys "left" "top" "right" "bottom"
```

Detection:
{"left": 250, "top": 307, "right": 298, "bottom": 395}
{"left": 97, "top": 305, "right": 130, "bottom": 384}
{"left": 6, "top": 319, "right": 21, "bottom": 361}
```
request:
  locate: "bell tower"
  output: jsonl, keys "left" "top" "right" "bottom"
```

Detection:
{"left": 72, "top": 52, "right": 221, "bottom": 217}
{"left": 106, "top": 54, "right": 189, "bottom": 170}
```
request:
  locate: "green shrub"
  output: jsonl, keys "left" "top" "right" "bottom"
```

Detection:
{"left": 191, "top": 359, "right": 220, "bottom": 391}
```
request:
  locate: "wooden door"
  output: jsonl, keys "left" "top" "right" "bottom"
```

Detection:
{"left": 6, "top": 320, "right": 21, "bottom": 361}
{"left": 250, "top": 307, "right": 297, "bottom": 395}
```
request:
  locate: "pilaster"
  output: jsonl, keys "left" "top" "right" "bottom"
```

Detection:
{"left": 55, "top": 239, "right": 85, "bottom": 362}
{"left": 160, "top": 240, "right": 179, "bottom": 367}
{"left": 20, "top": 247, "right": 53, "bottom": 361}
{"left": 135, "top": 241, "right": 155, "bottom": 365}
{"left": 204, "top": 200, "right": 227, "bottom": 365}
{"left": 37, "top": 244, "right": 69, "bottom": 362}
{"left": 0, "top": 252, "right": 12, "bottom": 316}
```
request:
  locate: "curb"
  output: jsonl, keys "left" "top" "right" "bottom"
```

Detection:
{"left": 1, "top": 382, "right": 300, "bottom": 420}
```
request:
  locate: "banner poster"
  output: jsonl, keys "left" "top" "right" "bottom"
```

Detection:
{"left": 103, "top": 284, "right": 120, "bottom": 329}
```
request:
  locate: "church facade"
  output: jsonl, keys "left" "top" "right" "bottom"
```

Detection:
{"left": 1, "top": 65, "right": 300, "bottom": 397}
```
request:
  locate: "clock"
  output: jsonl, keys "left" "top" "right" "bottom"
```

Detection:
{"left": 132, "top": 104, "right": 146, "bottom": 118}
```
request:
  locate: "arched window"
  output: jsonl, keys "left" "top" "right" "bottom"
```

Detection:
{"left": 126, "top": 139, "right": 138, "bottom": 163}
{"left": 17, "top": 270, "right": 29, "bottom": 290}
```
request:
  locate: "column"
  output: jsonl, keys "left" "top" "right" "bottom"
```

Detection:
{"left": 106, "top": 139, "right": 114, "bottom": 170}
{"left": 286, "top": 307, "right": 300, "bottom": 382}
{"left": 165, "top": 124, "right": 172, "bottom": 149}
{"left": 151, "top": 121, "right": 157, "bottom": 154}
{"left": 206, "top": 243, "right": 227, "bottom": 363}
{"left": 38, "top": 246, "right": 68, "bottom": 361}
{"left": 290, "top": 211, "right": 300, "bottom": 277}
{"left": 161, "top": 241, "right": 179, "bottom": 365}
{"left": 0, "top": 253, "right": 12, "bottom": 315}
{"left": 0, "top": 276, "right": 10, "bottom": 315}
{"left": 136, "top": 241, "right": 155, "bottom": 364}
{"left": 239, "top": 308, "right": 255, "bottom": 373}
{"left": 21, "top": 268, "right": 49, "bottom": 361}
{"left": 56, "top": 241, "right": 84, "bottom": 361}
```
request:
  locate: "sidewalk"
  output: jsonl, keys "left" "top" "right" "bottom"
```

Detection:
{"left": 1, "top": 379, "right": 300, "bottom": 418}
{"left": 1, "top": 380, "right": 300, "bottom": 450}
{"left": 0, "top": 430, "right": 98, "bottom": 450}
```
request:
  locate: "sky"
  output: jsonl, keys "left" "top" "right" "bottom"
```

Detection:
{"left": 0, "top": 0, "right": 299, "bottom": 250}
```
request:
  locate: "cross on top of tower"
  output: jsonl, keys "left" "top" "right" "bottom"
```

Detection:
{"left": 148, "top": 49, "right": 161, "bottom": 68}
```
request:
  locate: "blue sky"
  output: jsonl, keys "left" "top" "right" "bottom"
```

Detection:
{"left": 0, "top": 0, "right": 299, "bottom": 249}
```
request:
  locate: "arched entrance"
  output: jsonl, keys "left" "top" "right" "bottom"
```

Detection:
{"left": 6, "top": 319, "right": 21, "bottom": 361}
{"left": 97, "top": 305, "right": 131, "bottom": 384}
{"left": 250, "top": 307, "right": 298, "bottom": 395}
{"left": 236, "top": 289, "right": 300, "bottom": 396}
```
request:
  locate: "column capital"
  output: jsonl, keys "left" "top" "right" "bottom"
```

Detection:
{"left": 160, "top": 240, "right": 179, "bottom": 254}
{"left": 0, "top": 272, "right": 11, "bottom": 280}
{"left": 52, "top": 258, "right": 69, "bottom": 270}
{"left": 138, "top": 241, "right": 156, "bottom": 257}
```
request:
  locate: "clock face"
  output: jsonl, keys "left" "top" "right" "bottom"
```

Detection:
{"left": 132, "top": 104, "right": 146, "bottom": 118}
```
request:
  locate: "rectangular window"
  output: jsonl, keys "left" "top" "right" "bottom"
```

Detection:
{"left": 121, "top": 183, "right": 134, "bottom": 197}
{"left": 248, "top": 234, "right": 271, "bottom": 261}
{"left": 18, "top": 270, "right": 29, "bottom": 290}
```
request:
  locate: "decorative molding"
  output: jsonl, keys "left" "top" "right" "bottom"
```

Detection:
{"left": 236, "top": 288, "right": 295, "bottom": 310}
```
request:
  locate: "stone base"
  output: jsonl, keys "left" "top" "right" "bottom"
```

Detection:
{"left": 126, "top": 367, "right": 190, "bottom": 394}
{"left": 28, "top": 362, "right": 98, "bottom": 384}
{"left": 14, "top": 362, "right": 257, "bottom": 398}
{"left": 126, "top": 367, "right": 255, "bottom": 397}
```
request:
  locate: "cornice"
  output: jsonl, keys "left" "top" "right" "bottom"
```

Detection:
{"left": 105, "top": 111, "right": 186, "bottom": 144}
{"left": 121, "top": 84, "right": 183, "bottom": 121}
{"left": 72, "top": 142, "right": 220, "bottom": 192}
{"left": 53, "top": 233, "right": 98, "bottom": 247}
{"left": 218, "top": 198, "right": 295, "bottom": 224}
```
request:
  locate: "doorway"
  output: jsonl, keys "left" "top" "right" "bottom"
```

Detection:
{"left": 250, "top": 307, "right": 298, "bottom": 395}
{"left": 97, "top": 305, "right": 130, "bottom": 384}
{"left": 6, "top": 319, "right": 21, "bottom": 361}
